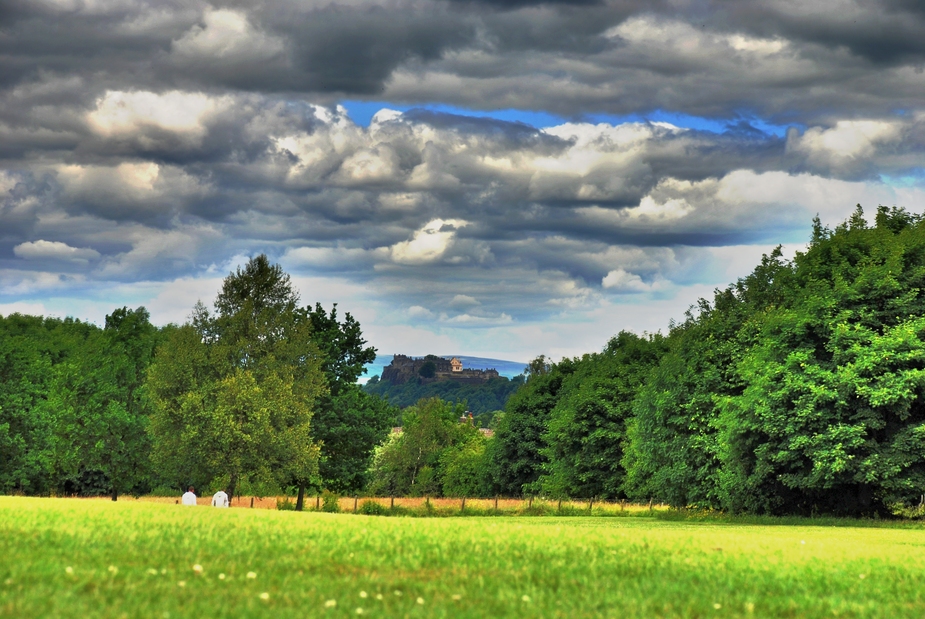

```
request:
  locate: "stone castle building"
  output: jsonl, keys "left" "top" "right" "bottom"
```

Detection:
{"left": 381, "top": 354, "right": 500, "bottom": 385}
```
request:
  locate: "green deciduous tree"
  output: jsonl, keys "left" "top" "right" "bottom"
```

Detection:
{"left": 716, "top": 207, "right": 925, "bottom": 514}
{"left": 541, "top": 331, "right": 666, "bottom": 501}
{"left": 147, "top": 256, "right": 326, "bottom": 501}
{"left": 48, "top": 307, "right": 160, "bottom": 500}
{"left": 305, "top": 303, "right": 390, "bottom": 499}
{"left": 367, "top": 398, "right": 473, "bottom": 496}
{"left": 485, "top": 357, "right": 575, "bottom": 497}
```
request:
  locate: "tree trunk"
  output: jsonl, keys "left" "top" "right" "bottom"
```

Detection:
{"left": 228, "top": 471, "right": 238, "bottom": 503}
{"left": 296, "top": 484, "right": 305, "bottom": 511}
{"left": 111, "top": 488, "right": 118, "bottom": 502}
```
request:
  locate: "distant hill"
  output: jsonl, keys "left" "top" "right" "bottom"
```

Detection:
{"left": 360, "top": 354, "right": 526, "bottom": 384}
{"left": 360, "top": 354, "right": 527, "bottom": 415}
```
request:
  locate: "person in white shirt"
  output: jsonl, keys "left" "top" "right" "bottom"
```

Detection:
{"left": 181, "top": 486, "right": 197, "bottom": 506}
{"left": 212, "top": 490, "right": 229, "bottom": 508}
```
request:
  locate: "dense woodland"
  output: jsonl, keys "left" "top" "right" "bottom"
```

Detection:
{"left": 365, "top": 205, "right": 925, "bottom": 515}
{"left": 3, "top": 205, "right": 925, "bottom": 515}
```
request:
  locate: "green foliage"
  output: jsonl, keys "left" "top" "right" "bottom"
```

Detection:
{"left": 714, "top": 208, "right": 925, "bottom": 514}
{"left": 541, "top": 331, "right": 666, "bottom": 501}
{"left": 363, "top": 374, "right": 524, "bottom": 415}
{"left": 0, "top": 310, "right": 161, "bottom": 498}
{"left": 418, "top": 361, "right": 436, "bottom": 378}
{"left": 486, "top": 358, "right": 575, "bottom": 496}
{"left": 146, "top": 255, "right": 326, "bottom": 499}
{"left": 623, "top": 205, "right": 925, "bottom": 515}
{"left": 440, "top": 434, "right": 492, "bottom": 498}
{"left": 305, "top": 303, "right": 389, "bottom": 494}
{"left": 314, "top": 386, "right": 397, "bottom": 494}
{"left": 321, "top": 489, "right": 341, "bottom": 513}
{"left": 357, "top": 498, "right": 388, "bottom": 515}
{"left": 276, "top": 496, "right": 296, "bottom": 510}
{"left": 367, "top": 398, "right": 477, "bottom": 497}
{"left": 47, "top": 307, "right": 160, "bottom": 500}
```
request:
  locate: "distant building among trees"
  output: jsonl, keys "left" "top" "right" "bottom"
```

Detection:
{"left": 381, "top": 354, "right": 500, "bottom": 385}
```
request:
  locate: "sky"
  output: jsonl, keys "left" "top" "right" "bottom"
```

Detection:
{"left": 1, "top": 0, "right": 924, "bottom": 363}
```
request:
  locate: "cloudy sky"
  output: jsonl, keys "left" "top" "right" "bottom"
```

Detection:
{"left": 2, "top": 0, "right": 924, "bottom": 363}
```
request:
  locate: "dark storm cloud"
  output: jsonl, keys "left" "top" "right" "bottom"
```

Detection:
{"left": 0, "top": 0, "right": 923, "bottom": 123}
{"left": 717, "top": 0, "right": 925, "bottom": 65}
{"left": 0, "top": 0, "right": 922, "bottom": 336}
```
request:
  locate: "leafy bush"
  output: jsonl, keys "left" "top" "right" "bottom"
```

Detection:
{"left": 321, "top": 489, "right": 341, "bottom": 513}
{"left": 276, "top": 497, "right": 295, "bottom": 511}
{"left": 357, "top": 499, "right": 387, "bottom": 515}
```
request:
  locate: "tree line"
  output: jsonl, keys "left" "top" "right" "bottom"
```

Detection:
{"left": 0, "top": 256, "right": 395, "bottom": 506}
{"left": 365, "top": 206, "right": 925, "bottom": 516}
{"left": 4, "top": 205, "right": 925, "bottom": 516}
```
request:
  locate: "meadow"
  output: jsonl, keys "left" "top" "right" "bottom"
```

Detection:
{"left": 2, "top": 497, "right": 925, "bottom": 618}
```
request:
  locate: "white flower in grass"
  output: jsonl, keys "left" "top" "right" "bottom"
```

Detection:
{"left": 65, "top": 567, "right": 74, "bottom": 575}
{"left": 192, "top": 564, "right": 203, "bottom": 574}
{"left": 393, "top": 590, "right": 402, "bottom": 596}
{"left": 713, "top": 603, "right": 722, "bottom": 610}
{"left": 375, "top": 594, "right": 383, "bottom": 601}
{"left": 177, "top": 581, "right": 186, "bottom": 587}
{"left": 324, "top": 599, "right": 337, "bottom": 608}
{"left": 246, "top": 571, "right": 257, "bottom": 579}
{"left": 416, "top": 597, "right": 424, "bottom": 605}
{"left": 355, "top": 609, "right": 364, "bottom": 615}
{"left": 108, "top": 565, "right": 118, "bottom": 575}
{"left": 218, "top": 573, "right": 226, "bottom": 580}
{"left": 359, "top": 591, "right": 368, "bottom": 598}
{"left": 146, "top": 568, "right": 158, "bottom": 575}
{"left": 259, "top": 592, "right": 270, "bottom": 601}
{"left": 522, "top": 595, "right": 531, "bottom": 603}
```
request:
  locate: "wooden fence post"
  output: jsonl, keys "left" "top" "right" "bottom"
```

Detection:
{"left": 390, "top": 496, "right": 394, "bottom": 509}
{"left": 461, "top": 497, "right": 466, "bottom": 511}
{"left": 354, "top": 495, "right": 358, "bottom": 511}
{"left": 316, "top": 495, "right": 320, "bottom": 510}
{"left": 494, "top": 495, "right": 498, "bottom": 510}
{"left": 557, "top": 499, "right": 562, "bottom": 512}
{"left": 588, "top": 497, "right": 593, "bottom": 511}
{"left": 250, "top": 497, "right": 254, "bottom": 508}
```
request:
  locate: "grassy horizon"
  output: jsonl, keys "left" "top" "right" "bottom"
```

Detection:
{"left": 2, "top": 496, "right": 925, "bottom": 618}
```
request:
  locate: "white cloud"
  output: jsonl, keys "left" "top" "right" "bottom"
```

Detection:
{"left": 627, "top": 195, "right": 695, "bottom": 221}
{"left": 449, "top": 294, "right": 480, "bottom": 308}
{"left": 440, "top": 312, "right": 513, "bottom": 326}
{"left": 14, "top": 240, "right": 101, "bottom": 264}
{"left": 408, "top": 305, "right": 435, "bottom": 319}
{"left": 87, "top": 90, "right": 224, "bottom": 139}
{"left": 172, "top": 8, "right": 284, "bottom": 61}
{"left": 601, "top": 268, "right": 662, "bottom": 293}
{"left": 790, "top": 120, "right": 901, "bottom": 162}
{"left": 390, "top": 219, "right": 469, "bottom": 265}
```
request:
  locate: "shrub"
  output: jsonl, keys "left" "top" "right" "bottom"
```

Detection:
{"left": 357, "top": 500, "right": 387, "bottom": 516}
{"left": 321, "top": 489, "right": 341, "bottom": 513}
{"left": 276, "top": 497, "right": 295, "bottom": 511}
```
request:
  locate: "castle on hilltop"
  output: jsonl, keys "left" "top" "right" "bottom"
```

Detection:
{"left": 381, "top": 354, "right": 500, "bottom": 385}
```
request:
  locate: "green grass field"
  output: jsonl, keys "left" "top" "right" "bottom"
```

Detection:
{"left": 2, "top": 497, "right": 925, "bottom": 618}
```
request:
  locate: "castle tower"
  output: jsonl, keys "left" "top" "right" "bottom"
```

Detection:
{"left": 450, "top": 357, "right": 463, "bottom": 372}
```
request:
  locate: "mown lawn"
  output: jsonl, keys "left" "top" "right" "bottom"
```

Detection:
{"left": 1, "top": 496, "right": 924, "bottom": 618}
